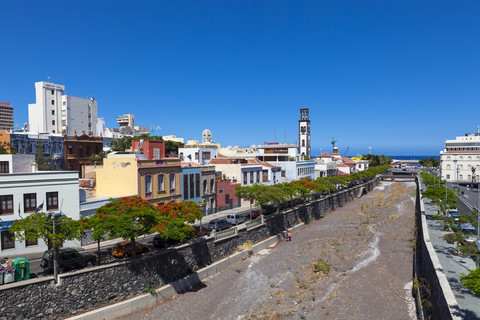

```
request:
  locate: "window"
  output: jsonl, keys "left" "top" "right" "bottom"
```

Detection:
{"left": 210, "top": 178, "right": 215, "bottom": 192}
{"left": 154, "top": 148, "right": 160, "bottom": 160}
{"left": 0, "top": 161, "right": 9, "bottom": 173}
{"left": 225, "top": 194, "right": 230, "bottom": 204}
{"left": 447, "top": 164, "right": 451, "bottom": 170}
{"left": 86, "top": 146, "right": 90, "bottom": 155}
{"left": 189, "top": 174, "right": 195, "bottom": 198}
{"left": 170, "top": 173, "right": 175, "bottom": 190}
{"left": 24, "top": 193, "right": 37, "bottom": 213}
{"left": 68, "top": 145, "right": 73, "bottom": 154}
{"left": 243, "top": 173, "right": 247, "bottom": 185}
{"left": 195, "top": 152, "right": 199, "bottom": 160}
{"left": 203, "top": 179, "right": 208, "bottom": 193}
{"left": 145, "top": 175, "right": 152, "bottom": 194}
{"left": 0, "top": 195, "right": 13, "bottom": 215}
{"left": 195, "top": 173, "right": 200, "bottom": 197}
{"left": 51, "top": 100, "right": 55, "bottom": 105}
{"left": 202, "top": 152, "right": 211, "bottom": 160}
{"left": 51, "top": 90, "right": 54, "bottom": 95}
{"left": 183, "top": 175, "right": 189, "bottom": 199}
{"left": 79, "top": 146, "right": 84, "bottom": 157}
{"left": 1, "top": 230, "right": 14, "bottom": 250}
{"left": 157, "top": 174, "right": 164, "bottom": 191}
{"left": 302, "top": 140, "right": 305, "bottom": 147}
{"left": 250, "top": 172, "right": 254, "bottom": 183}
{"left": 447, "top": 174, "right": 450, "bottom": 179}
{"left": 46, "top": 192, "right": 58, "bottom": 210}
{"left": 257, "top": 171, "right": 260, "bottom": 182}
{"left": 219, "top": 189, "right": 224, "bottom": 194}
{"left": 52, "top": 120, "right": 55, "bottom": 125}
{"left": 51, "top": 110, "right": 55, "bottom": 115}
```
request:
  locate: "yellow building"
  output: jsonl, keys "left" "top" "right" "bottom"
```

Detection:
{"left": 95, "top": 153, "right": 182, "bottom": 204}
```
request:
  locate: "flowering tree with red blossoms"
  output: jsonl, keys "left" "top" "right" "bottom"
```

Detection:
{"left": 94, "top": 197, "right": 203, "bottom": 256}
{"left": 96, "top": 196, "right": 159, "bottom": 257}
{"left": 154, "top": 200, "right": 203, "bottom": 241}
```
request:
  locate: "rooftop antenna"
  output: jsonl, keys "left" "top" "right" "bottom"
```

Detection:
{"left": 274, "top": 128, "right": 276, "bottom": 143}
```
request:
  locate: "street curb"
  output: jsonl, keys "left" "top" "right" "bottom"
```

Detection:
{"left": 66, "top": 224, "right": 304, "bottom": 320}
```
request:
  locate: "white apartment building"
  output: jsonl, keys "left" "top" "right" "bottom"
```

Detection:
{"left": 28, "top": 81, "right": 97, "bottom": 135}
{"left": 0, "top": 171, "right": 80, "bottom": 257}
{"left": 62, "top": 95, "right": 98, "bottom": 136}
{"left": 267, "top": 160, "right": 316, "bottom": 183}
{"left": 440, "top": 132, "right": 480, "bottom": 183}
{"left": 179, "top": 146, "right": 219, "bottom": 165}
{"left": 28, "top": 82, "right": 65, "bottom": 134}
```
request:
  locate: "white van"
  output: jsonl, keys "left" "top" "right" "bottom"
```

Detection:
{"left": 226, "top": 213, "right": 246, "bottom": 225}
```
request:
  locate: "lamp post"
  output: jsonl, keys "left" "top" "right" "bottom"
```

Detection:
{"left": 46, "top": 212, "right": 62, "bottom": 283}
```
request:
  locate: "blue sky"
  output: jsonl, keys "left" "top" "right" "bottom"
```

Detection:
{"left": 1, "top": 1, "right": 479, "bottom": 156}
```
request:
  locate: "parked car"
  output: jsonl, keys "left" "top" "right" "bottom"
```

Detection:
{"left": 112, "top": 241, "right": 149, "bottom": 258}
{"left": 153, "top": 235, "right": 182, "bottom": 248}
{"left": 226, "top": 213, "right": 246, "bottom": 225}
{"left": 247, "top": 209, "right": 261, "bottom": 220}
{"left": 460, "top": 223, "right": 477, "bottom": 244}
{"left": 208, "top": 219, "right": 232, "bottom": 231}
{"left": 194, "top": 226, "right": 210, "bottom": 237}
{"left": 40, "top": 248, "right": 96, "bottom": 273}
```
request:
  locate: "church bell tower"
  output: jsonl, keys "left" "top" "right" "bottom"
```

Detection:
{"left": 298, "top": 108, "right": 311, "bottom": 159}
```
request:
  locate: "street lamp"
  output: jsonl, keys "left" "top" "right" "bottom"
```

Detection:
{"left": 46, "top": 212, "right": 62, "bottom": 283}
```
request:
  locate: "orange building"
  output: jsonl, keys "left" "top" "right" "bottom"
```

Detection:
{"left": 0, "top": 130, "right": 11, "bottom": 152}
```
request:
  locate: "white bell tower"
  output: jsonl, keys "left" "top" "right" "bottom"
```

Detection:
{"left": 298, "top": 108, "right": 311, "bottom": 159}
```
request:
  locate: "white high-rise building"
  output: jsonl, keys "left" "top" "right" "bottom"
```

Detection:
{"left": 28, "top": 81, "right": 98, "bottom": 136}
{"left": 298, "top": 108, "right": 311, "bottom": 159}
{"left": 61, "top": 95, "right": 98, "bottom": 136}
{"left": 28, "top": 82, "right": 65, "bottom": 134}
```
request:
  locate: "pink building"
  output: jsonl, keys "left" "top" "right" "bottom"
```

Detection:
{"left": 216, "top": 179, "right": 241, "bottom": 211}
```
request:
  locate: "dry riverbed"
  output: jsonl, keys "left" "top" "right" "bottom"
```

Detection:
{"left": 118, "top": 181, "right": 417, "bottom": 320}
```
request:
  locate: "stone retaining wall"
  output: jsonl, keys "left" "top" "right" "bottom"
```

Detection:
{"left": 0, "top": 178, "right": 380, "bottom": 320}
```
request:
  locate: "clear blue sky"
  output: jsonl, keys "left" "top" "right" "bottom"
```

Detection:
{"left": 1, "top": 1, "right": 479, "bottom": 156}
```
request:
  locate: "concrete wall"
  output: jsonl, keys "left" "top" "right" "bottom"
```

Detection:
{"left": 416, "top": 177, "right": 461, "bottom": 320}
{"left": 0, "top": 177, "right": 380, "bottom": 320}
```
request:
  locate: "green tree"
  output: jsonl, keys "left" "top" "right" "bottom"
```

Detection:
{"left": 96, "top": 196, "right": 159, "bottom": 257}
{"left": 419, "top": 157, "right": 440, "bottom": 168}
{"left": 10, "top": 211, "right": 81, "bottom": 276}
{"left": 461, "top": 267, "right": 480, "bottom": 295}
{"left": 421, "top": 185, "right": 457, "bottom": 214}
{"left": 0, "top": 141, "right": 14, "bottom": 154}
{"left": 35, "top": 140, "right": 53, "bottom": 170}
{"left": 80, "top": 213, "right": 112, "bottom": 253}
{"left": 165, "top": 140, "right": 184, "bottom": 156}
{"left": 88, "top": 150, "right": 107, "bottom": 165}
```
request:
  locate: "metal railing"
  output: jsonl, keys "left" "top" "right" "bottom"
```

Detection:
{"left": 215, "top": 227, "right": 237, "bottom": 240}
{"left": 246, "top": 218, "right": 262, "bottom": 229}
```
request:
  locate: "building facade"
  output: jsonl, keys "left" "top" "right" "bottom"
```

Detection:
{"left": 62, "top": 95, "right": 98, "bottom": 136}
{"left": 181, "top": 165, "right": 202, "bottom": 204}
{"left": 95, "top": 154, "right": 182, "bottom": 204}
{"left": 64, "top": 132, "right": 103, "bottom": 175}
{"left": 0, "top": 171, "right": 80, "bottom": 257}
{"left": 298, "top": 108, "right": 311, "bottom": 159}
{"left": 132, "top": 140, "right": 165, "bottom": 160}
{"left": 440, "top": 132, "right": 480, "bottom": 183}
{"left": 28, "top": 81, "right": 65, "bottom": 134}
{"left": 0, "top": 102, "right": 14, "bottom": 131}
{"left": 28, "top": 81, "right": 98, "bottom": 136}
{"left": 216, "top": 179, "right": 241, "bottom": 211}
{"left": 8, "top": 131, "right": 64, "bottom": 169}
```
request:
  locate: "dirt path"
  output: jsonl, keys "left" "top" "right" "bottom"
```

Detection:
{"left": 118, "top": 181, "right": 417, "bottom": 320}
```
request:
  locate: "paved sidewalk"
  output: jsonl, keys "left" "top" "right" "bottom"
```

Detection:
{"left": 422, "top": 182, "right": 480, "bottom": 319}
